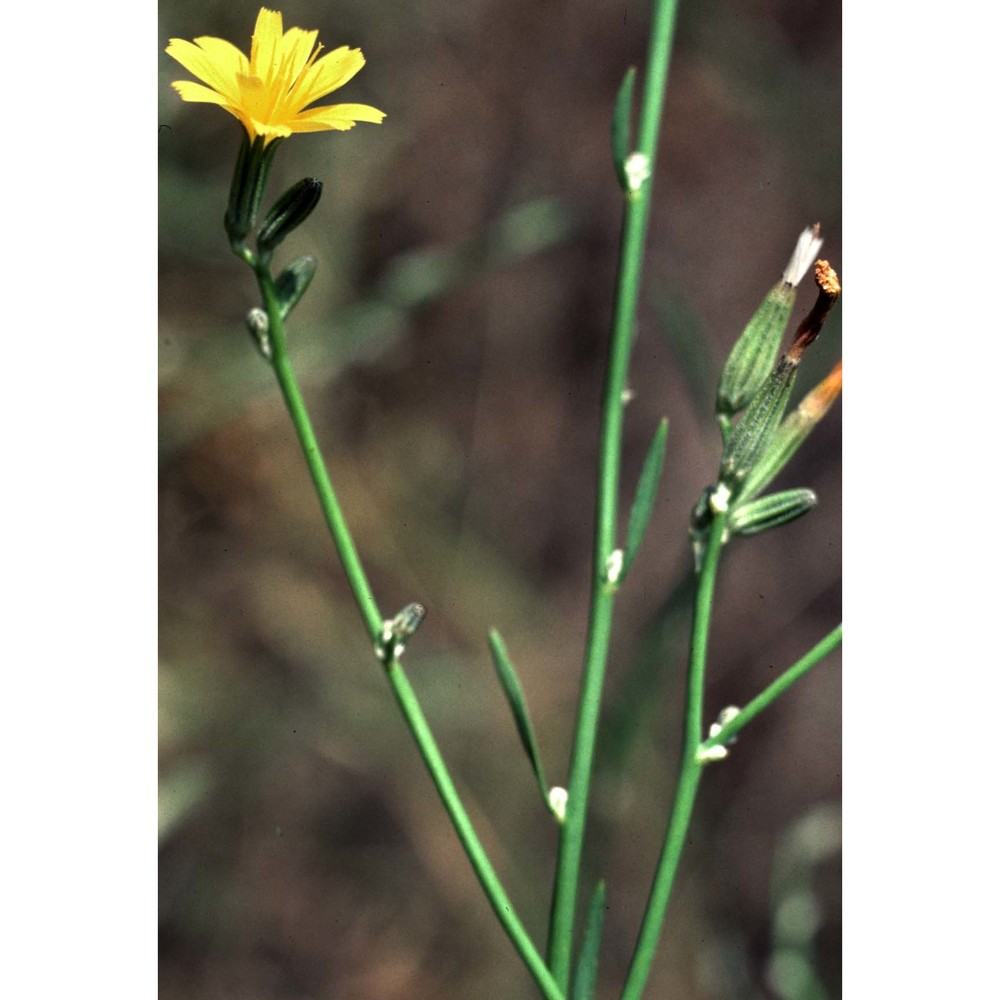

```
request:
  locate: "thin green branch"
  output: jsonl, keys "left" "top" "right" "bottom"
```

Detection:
{"left": 253, "top": 268, "right": 563, "bottom": 1000}
{"left": 257, "top": 266, "right": 383, "bottom": 643}
{"left": 386, "top": 662, "right": 566, "bottom": 1000}
{"left": 546, "top": 0, "right": 683, "bottom": 988}
{"left": 619, "top": 510, "right": 725, "bottom": 1000}
{"left": 699, "top": 623, "right": 843, "bottom": 754}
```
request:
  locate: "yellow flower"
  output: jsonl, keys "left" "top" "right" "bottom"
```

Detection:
{"left": 166, "top": 7, "right": 385, "bottom": 143}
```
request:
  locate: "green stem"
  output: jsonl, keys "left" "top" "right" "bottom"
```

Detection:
{"left": 257, "top": 267, "right": 383, "bottom": 643}
{"left": 619, "top": 510, "right": 725, "bottom": 1000}
{"left": 253, "top": 268, "right": 563, "bottom": 1000}
{"left": 386, "top": 662, "right": 565, "bottom": 1000}
{"left": 699, "top": 623, "right": 843, "bottom": 754}
{"left": 547, "top": 0, "right": 682, "bottom": 987}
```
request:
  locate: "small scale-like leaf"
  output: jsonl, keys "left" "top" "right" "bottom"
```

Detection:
{"left": 274, "top": 255, "right": 318, "bottom": 318}
{"left": 487, "top": 630, "right": 550, "bottom": 812}
{"left": 572, "top": 880, "right": 607, "bottom": 1000}
{"left": 622, "top": 418, "right": 669, "bottom": 576}
{"left": 729, "top": 488, "right": 817, "bottom": 537}
{"left": 611, "top": 67, "right": 637, "bottom": 190}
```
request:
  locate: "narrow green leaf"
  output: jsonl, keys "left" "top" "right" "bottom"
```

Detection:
{"left": 622, "top": 418, "right": 669, "bottom": 576}
{"left": 487, "top": 630, "right": 550, "bottom": 811}
{"left": 572, "top": 881, "right": 607, "bottom": 1000}
{"left": 611, "top": 67, "right": 637, "bottom": 190}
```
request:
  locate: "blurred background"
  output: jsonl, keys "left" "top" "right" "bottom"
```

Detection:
{"left": 159, "top": 1, "right": 841, "bottom": 998}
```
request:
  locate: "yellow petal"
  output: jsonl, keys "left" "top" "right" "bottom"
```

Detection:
{"left": 276, "top": 27, "right": 319, "bottom": 85}
{"left": 166, "top": 38, "right": 240, "bottom": 98}
{"left": 190, "top": 36, "right": 249, "bottom": 80}
{"left": 296, "top": 46, "right": 365, "bottom": 105}
{"left": 250, "top": 8, "right": 284, "bottom": 81}
{"left": 292, "top": 103, "right": 386, "bottom": 132}
{"left": 173, "top": 80, "right": 251, "bottom": 133}
{"left": 172, "top": 80, "right": 233, "bottom": 106}
{"left": 246, "top": 116, "right": 293, "bottom": 140}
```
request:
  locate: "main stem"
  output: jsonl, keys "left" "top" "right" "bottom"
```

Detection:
{"left": 619, "top": 510, "right": 726, "bottom": 1000}
{"left": 547, "top": 1, "right": 682, "bottom": 987}
{"left": 255, "top": 268, "right": 564, "bottom": 1000}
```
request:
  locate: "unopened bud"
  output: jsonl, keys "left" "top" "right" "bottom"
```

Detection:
{"left": 225, "top": 136, "right": 281, "bottom": 247}
{"left": 720, "top": 357, "right": 797, "bottom": 489}
{"left": 729, "top": 488, "right": 817, "bottom": 537}
{"left": 257, "top": 178, "right": 323, "bottom": 254}
{"left": 721, "top": 261, "right": 841, "bottom": 493}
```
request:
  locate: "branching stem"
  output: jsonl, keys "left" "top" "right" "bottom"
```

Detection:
{"left": 546, "top": 0, "right": 683, "bottom": 988}
{"left": 251, "top": 264, "right": 565, "bottom": 1000}
{"left": 619, "top": 510, "right": 725, "bottom": 1000}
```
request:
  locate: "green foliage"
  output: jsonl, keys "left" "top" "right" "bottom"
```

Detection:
{"left": 487, "top": 629, "right": 552, "bottom": 814}
{"left": 571, "top": 881, "right": 607, "bottom": 1000}
{"left": 622, "top": 418, "right": 669, "bottom": 578}
{"left": 611, "top": 67, "right": 637, "bottom": 190}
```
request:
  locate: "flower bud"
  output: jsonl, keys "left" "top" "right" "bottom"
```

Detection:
{"left": 720, "top": 357, "right": 797, "bottom": 489}
{"left": 719, "top": 260, "right": 840, "bottom": 493}
{"left": 728, "top": 488, "right": 817, "bottom": 537}
{"left": 257, "top": 178, "right": 323, "bottom": 254}
{"left": 716, "top": 225, "right": 823, "bottom": 418}
{"left": 225, "top": 136, "right": 281, "bottom": 247}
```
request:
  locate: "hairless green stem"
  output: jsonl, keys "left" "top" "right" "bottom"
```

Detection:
{"left": 699, "top": 622, "right": 843, "bottom": 755}
{"left": 619, "top": 509, "right": 725, "bottom": 1000}
{"left": 546, "top": 0, "right": 682, "bottom": 987}
{"left": 252, "top": 264, "right": 564, "bottom": 1000}
{"left": 386, "top": 661, "right": 566, "bottom": 1000}
{"left": 252, "top": 262, "right": 384, "bottom": 642}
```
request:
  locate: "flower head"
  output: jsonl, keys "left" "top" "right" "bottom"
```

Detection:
{"left": 166, "top": 8, "right": 385, "bottom": 143}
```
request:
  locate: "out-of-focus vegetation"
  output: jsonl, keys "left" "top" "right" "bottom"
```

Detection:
{"left": 159, "top": 1, "right": 841, "bottom": 997}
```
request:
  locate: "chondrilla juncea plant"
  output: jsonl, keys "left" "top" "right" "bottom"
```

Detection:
{"left": 163, "top": 4, "right": 841, "bottom": 998}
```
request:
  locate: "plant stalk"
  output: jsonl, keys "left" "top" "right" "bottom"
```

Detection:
{"left": 619, "top": 510, "right": 725, "bottom": 1000}
{"left": 254, "top": 267, "right": 564, "bottom": 1000}
{"left": 546, "top": 0, "right": 683, "bottom": 987}
{"left": 257, "top": 264, "right": 383, "bottom": 643}
{"left": 386, "top": 662, "right": 566, "bottom": 1000}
